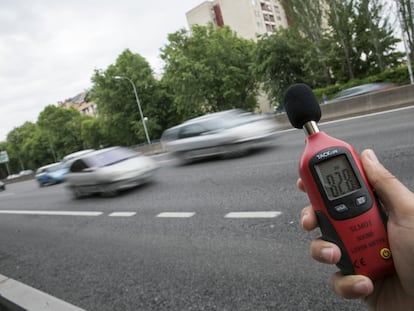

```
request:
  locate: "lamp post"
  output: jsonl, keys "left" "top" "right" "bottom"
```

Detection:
{"left": 113, "top": 75, "right": 151, "bottom": 144}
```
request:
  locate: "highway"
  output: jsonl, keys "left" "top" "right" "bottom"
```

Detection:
{"left": 0, "top": 106, "right": 413, "bottom": 310}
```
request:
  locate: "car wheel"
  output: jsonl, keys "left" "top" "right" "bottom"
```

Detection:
{"left": 71, "top": 187, "right": 83, "bottom": 199}
{"left": 175, "top": 151, "right": 191, "bottom": 166}
{"left": 225, "top": 144, "right": 247, "bottom": 158}
{"left": 102, "top": 186, "right": 118, "bottom": 197}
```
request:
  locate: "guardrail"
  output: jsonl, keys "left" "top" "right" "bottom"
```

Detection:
{"left": 274, "top": 84, "right": 414, "bottom": 129}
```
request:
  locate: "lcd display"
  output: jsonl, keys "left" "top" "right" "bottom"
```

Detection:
{"left": 315, "top": 155, "right": 361, "bottom": 199}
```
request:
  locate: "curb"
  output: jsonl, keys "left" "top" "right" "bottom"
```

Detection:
{"left": 0, "top": 274, "right": 85, "bottom": 311}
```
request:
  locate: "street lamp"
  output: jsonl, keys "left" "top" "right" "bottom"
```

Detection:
{"left": 113, "top": 75, "right": 151, "bottom": 144}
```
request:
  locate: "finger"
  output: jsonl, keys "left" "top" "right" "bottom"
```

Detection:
{"left": 301, "top": 205, "right": 318, "bottom": 231}
{"left": 310, "top": 238, "right": 341, "bottom": 264}
{"left": 361, "top": 149, "right": 414, "bottom": 220}
{"left": 296, "top": 178, "right": 306, "bottom": 193}
{"left": 331, "top": 272, "right": 374, "bottom": 299}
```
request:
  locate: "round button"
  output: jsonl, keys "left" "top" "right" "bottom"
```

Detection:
{"left": 380, "top": 248, "right": 392, "bottom": 260}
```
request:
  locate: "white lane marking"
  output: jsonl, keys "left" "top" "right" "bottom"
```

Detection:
{"left": 225, "top": 211, "right": 282, "bottom": 218}
{"left": 0, "top": 273, "right": 85, "bottom": 311}
{"left": 156, "top": 212, "right": 195, "bottom": 218}
{"left": 108, "top": 212, "right": 136, "bottom": 217}
{"left": 0, "top": 210, "right": 103, "bottom": 216}
{"left": 0, "top": 192, "right": 15, "bottom": 197}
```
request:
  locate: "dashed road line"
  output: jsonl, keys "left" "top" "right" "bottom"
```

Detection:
{"left": 108, "top": 212, "right": 137, "bottom": 217}
{"left": 0, "top": 210, "right": 103, "bottom": 216}
{"left": 0, "top": 210, "right": 283, "bottom": 219}
{"left": 156, "top": 212, "right": 196, "bottom": 218}
{"left": 225, "top": 211, "right": 282, "bottom": 218}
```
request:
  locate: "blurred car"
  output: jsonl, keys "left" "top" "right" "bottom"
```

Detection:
{"left": 62, "top": 149, "right": 95, "bottom": 167}
{"left": 6, "top": 174, "right": 20, "bottom": 180}
{"left": 0, "top": 180, "right": 5, "bottom": 191}
{"left": 161, "top": 109, "right": 279, "bottom": 164}
{"left": 328, "top": 82, "right": 396, "bottom": 102}
{"left": 64, "top": 146, "right": 158, "bottom": 198}
{"left": 19, "top": 169, "right": 34, "bottom": 176}
{"left": 35, "top": 162, "right": 69, "bottom": 187}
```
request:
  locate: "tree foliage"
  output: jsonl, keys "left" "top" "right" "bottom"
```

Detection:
{"left": 160, "top": 24, "right": 258, "bottom": 121}
{"left": 255, "top": 28, "right": 307, "bottom": 106}
{"left": 37, "top": 105, "right": 87, "bottom": 160}
{"left": 397, "top": 0, "right": 414, "bottom": 64}
{"left": 91, "top": 49, "right": 165, "bottom": 146}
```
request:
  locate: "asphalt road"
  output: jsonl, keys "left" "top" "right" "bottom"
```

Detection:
{"left": 0, "top": 107, "right": 413, "bottom": 311}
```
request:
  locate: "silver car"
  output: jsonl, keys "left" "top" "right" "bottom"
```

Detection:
{"left": 65, "top": 146, "right": 158, "bottom": 198}
{"left": 161, "top": 109, "right": 279, "bottom": 164}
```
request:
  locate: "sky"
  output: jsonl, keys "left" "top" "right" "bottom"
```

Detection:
{"left": 0, "top": 0, "right": 204, "bottom": 141}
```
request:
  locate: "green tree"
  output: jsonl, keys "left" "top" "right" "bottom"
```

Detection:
{"left": 326, "top": 0, "right": 402, "bottom": 82}
{"left": 37, "top": 105, "right": 87, "bottom": 160}
{"left": 160, "top": 24, "right": 258, "bottom": 121}
{"left": 255, "top": 28, "right": 307, "bottom": 107}
{"left": 281, "top": 0, "right": 333, "bottom": 85}
{"left": 91, "top": 49, "right": 162, "bottom": 145}
{"left": 6, "top": 122, "right": 37, "bottom": 172}
{"left": 397, "top": 0, "right": 414, "bottom": 64}
{"left": 354, "top": 0, "right": 402, "bottom": 76}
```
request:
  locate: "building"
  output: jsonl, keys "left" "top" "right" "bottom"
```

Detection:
{"left": 57, "top": 91, "right": 97, "bottom": 117}
{"left": 186, "top": 0, "right": 288, "bottom": 41}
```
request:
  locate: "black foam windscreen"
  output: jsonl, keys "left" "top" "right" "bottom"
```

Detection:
{"left": 283, "top": 83, "right": 321, "bottom": 129}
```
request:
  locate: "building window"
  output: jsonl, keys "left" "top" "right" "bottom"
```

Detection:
{"left": 260, "top": 2, "right": 272, "bottom": 11}
{"left": 263, "top": 13, "right": 275, "bottom": 22}
{"left": 265, "top": 23, "right": 275, "bottom": 32}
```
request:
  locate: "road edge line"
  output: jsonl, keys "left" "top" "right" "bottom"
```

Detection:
{"left": 0, "top": 274, "right": 85, "bottom": 311}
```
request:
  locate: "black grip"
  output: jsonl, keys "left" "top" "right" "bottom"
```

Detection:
{"left": 315, "top": 211, "right": 355, "bottom": 275}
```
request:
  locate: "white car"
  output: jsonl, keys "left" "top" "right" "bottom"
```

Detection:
{"left": 161, "top": 109, "right": 279, "bottom": 164}
{"left": 64, "top": 146, "right": 158, "bottom": 198}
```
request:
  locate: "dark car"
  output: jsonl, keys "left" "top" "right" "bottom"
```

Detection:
{"left": 0, "top": 180, "right": 5, "bottom": 191}
{"left": 328, "top": 83, "right": 396, "bottom": 103}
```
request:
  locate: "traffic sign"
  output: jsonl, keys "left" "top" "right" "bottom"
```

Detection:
{"left": 0, "top": 151, "right": 9, "bottom": 163}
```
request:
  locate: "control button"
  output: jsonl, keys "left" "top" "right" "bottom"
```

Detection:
{"left": 334, "top": 204, "right": 348, "bottom": 213}
{"left": 380, "top": 248, "right": 392, "bottom": 260}
{"left": 355, "top": 196, "right": 367, "bottom": 206}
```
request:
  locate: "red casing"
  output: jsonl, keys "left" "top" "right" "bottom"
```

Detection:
{"left": 300, "top": 131, "right": 394, "bottom": 280}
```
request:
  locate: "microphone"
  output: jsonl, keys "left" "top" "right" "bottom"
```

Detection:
{"left": 283, "top": 83, "right": 321, "bottom": 129}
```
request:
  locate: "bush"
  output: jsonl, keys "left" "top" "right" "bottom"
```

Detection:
{"left": 313, "top": 65, "right": 413, "bottom": 103}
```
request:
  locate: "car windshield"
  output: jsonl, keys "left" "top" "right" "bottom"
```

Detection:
{"left": 86, "top": 148, "right": 138, "bottom": 167}
{"left": 48, "top": 163, "right": 65, "bottom": 172}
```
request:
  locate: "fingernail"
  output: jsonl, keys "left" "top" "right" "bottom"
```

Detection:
{"left": 353, "top": 281, "right": 371, "bottom": 295}
{"left": 321, "top": 248, "right": 334, "bottom": 262}
{"left": 366, "top": 149, "right": 379, "bottom": 164}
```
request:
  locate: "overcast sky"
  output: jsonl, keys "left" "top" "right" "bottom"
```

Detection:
{"left": 0, "top": 0, "right": 204, "bottom": 141}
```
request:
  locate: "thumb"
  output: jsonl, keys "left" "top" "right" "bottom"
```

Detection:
{"left": 361, "top": 149, "right": 414, "bottom": 221}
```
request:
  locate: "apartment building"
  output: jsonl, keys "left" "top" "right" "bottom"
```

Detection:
{"left": 186, "top": 0, "right": 288, "bottom": 41}
{"left": 57, "top": 91, "right": 97, "bottom": 117}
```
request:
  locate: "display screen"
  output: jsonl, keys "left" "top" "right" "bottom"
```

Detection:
{"left": 315, "top": 155, "right": 361, "bottom": 199}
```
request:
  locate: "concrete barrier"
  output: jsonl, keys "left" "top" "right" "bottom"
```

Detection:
{"left": 275, "top": 84, "right": 414, "bottom": 129}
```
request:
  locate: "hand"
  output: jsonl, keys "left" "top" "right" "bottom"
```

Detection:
{"left": 298, "top": 149, "right": 414, "bottom": 310}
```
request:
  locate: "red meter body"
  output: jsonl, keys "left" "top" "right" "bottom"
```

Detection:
{"left": 300, "top": 131, "right": 394, "bottom": 280}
